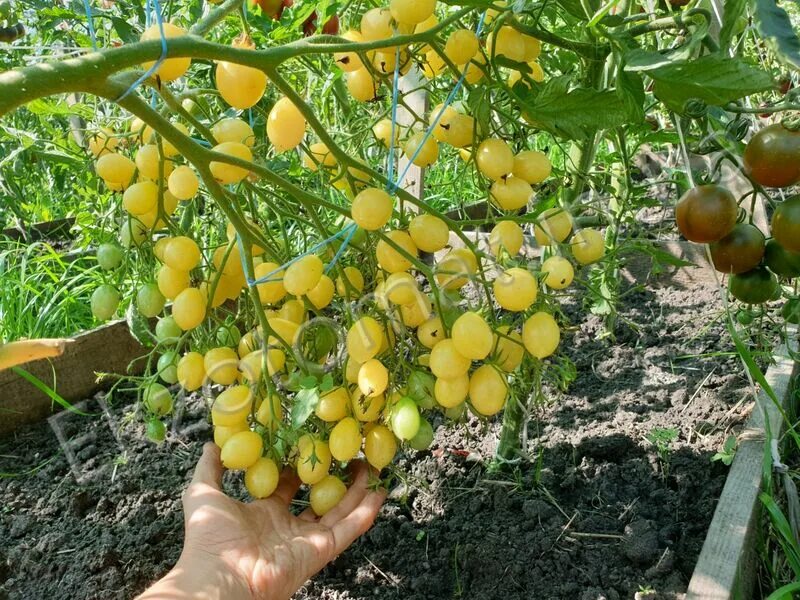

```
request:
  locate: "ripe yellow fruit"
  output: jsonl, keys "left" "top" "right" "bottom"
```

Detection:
{"left": 345, "top": 359, "right": 361, "bottom": 384}
{"left": 508, "top": 62, "right": 545, "bottom": 87}
{"left": 351, "top": 390, "right": 385, "bottom": 422}
{"left": 172, "top": 287, "right": 207, "bottom": 330}
{"left": 534, "top": 207, "right": 573, "bottom": 245}
{"left": 408, "top": 214, "right": 449, "bottom": 253}
{"left": 347, "top": 316, "right": 384, "bottom": 363}
{"left": 421, "top": 50, "right": 447, "bottom": 79}
{"left": 297, "top": 437, "right": 332, "bottom": 485}
{"left": 310, "top": 475, "right": 348, "bottom": 516}
{"left": 434, "top": 374, "right": 469, "bottom": 408}
{"left": 435, "top": 247, "right": 478, "bottom": 289}
{"left": 462, "top": 52, "right": 487, "bottom": 85}
{"left": 177, "top": 351, "right": 205, "bottom": 391}
{"left": 430, "top": 338, "right": 471, "bottom": 379}
{"left": 333, "top": 30, "right": 365, "bottom": 72}
{"left": 329, "top": 417, "right": 362, "bottom": 462}
{"left": 417, "top": 315, "right": 445, "bottom": 348}
{"left": 157, "top": 265, "right": 191, "bottom": 300}
{"left": 209, "top": 142, "right": 252, "bottom": 184}
{"left": 88, "top": 127, "right": 119, "bottom": 157}
{"left": 404, "top": 132, "right": 439, "bottom": 167}
{"left": 429, "top": 104, "right": 458, "bottom": 143}
{"left": 522, "top": 35, "right": 542, "bottom": 61}
{"left": 283, "top": 254, "right": 324, "bottom": 296}
{"left": 163, "top": 236, "right": 201, "bottom": 272}
{"left": 376, "top": 230, "right": 418, "bottom": 273}
{"left": 513, "top": 150, "right": 551, "bottom": 184}
{"left": 239, "top": 348, "right": 285, "bottom": 381}
{"left": 238, "top": 329, "right": 261, "bottom": 358}
{"left": 352, "top": 188, "right": 393, "bottom": 231}
{"left": 522, "top": 312, "right": 560, "bottom": 359}
{"left": 336, "top": 266, "right": 365, "bottom": 297}
{"left": 215, "top": 38, "right": 268, "bottom": 109}
{"left": 221, "top": 430, "right": 263, "bottom": 470}
{"left": 315, "top": 387, "right": 350, "bottom": 422}
{"left": 416, "top": 13, "right": 438, "bottom": 32}
{"left": 307, "top": 274, "right": 335, "bottom": 309}
{"left": 400, "top": 292, "right": 432, "bottom": 328}
{"left": 493, "top": 326, "right": 524, "bottom": 372}
{"left": 211, "top": 118, "right": 255, "bottom": 147}
{"left": 445, "top": 29, "right": 479, "bottom": 65}
{"left": 358, "top": 359, "right": 389, "bottom": 397}
{"left": 451, "top": 312, "right": 493, "bottom": 360}
{"left": 278, "top": 299, "right": 306, "bottom": 324}
{"left": 212, "top": 385, "right": 253, "bottom": 426}
{"left": 245, "top": 457, "right": 280, "bottom": 499}
{"left": 469, "top": 365, "right": 507, "bottom": 416}
{"left": 571, "top": 229, "right": 605, "bottom": 264}
{"left": 168, "top": 165, "right": 199, "bottom": 200}
{"left": 361, "top": 7, "right": 393, "bottom": 41}
{"left": 254, "top": 262, "right": 287, "bottom": 304}
{"left": 214, "top": 423, "right": 248, "bottom": 448}
{"left": 136, "top": 144, "right": 173, "bottom": 181}
{"left": 491, "top": 176, "right": 533, "bottom": 211}
{"left": 199, "top": 279, "right": 227, "bottom": 309}
{"left": 346, "top": 69, "right": 379, "bottom": 102}
{"left": 122, "top": 181, "right": 159, "bottom": 215}
{"left": 255, "top": 394, "right": 283, "bottom": 429}
{"left": 97, "top": 153, "right": 136, "bottom": 190}
{"left": 541, "top": 256, "right": 574, "bottom": 289}
{"left": 141, "top": 23, "right": 191, "bottom": 82}
{"left": 390, "top": 0, "right": 435, "bottom": 25}
{"left": 476, "top": 138, "right": 514, "bottom": 180}
{"left": 266, "top": 317, "right": 300, "bottom": 347}
{"left": 487, "top": 26, "right": 525, "bottom": 62}
{"left": 131, "top": 117, "right": 154, "bottom": 144}
{"left": 267, "top": 97, "right": 306, "bottom": 152}
{"left": 373, "top": 118, "right": 400, "bottom": 148}
{"left": 488, "top": 221, "right": 524, "bottom": 256}
{"left": 161, "top": 122, "right": 189, "bottom": 158}
{"left": 364, "top": 424, "right": 397, "bottom": 470}
{"left": 446, "top": 114, "right": 476, "bottom": 148}
{"left": 212, "top": 245, "right": 243, "bottom": 276}
{"left": 303, "top": 142, "right": 337, "bottom": 171}
{"left": 385, "top": 272, "right": 418, "bottom": 305}
{"left": 204, "top": 347, "right": 239, "bottom": 386}
{"left": 493, "top": 267, "right": 537, "bottom": 312}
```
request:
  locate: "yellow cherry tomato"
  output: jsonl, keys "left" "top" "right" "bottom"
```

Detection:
{"left": 522, "top": 312, "right": 560, "bottom": 359}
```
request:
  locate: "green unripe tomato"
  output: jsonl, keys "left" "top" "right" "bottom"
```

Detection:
{"left": 91, "top": 284, "right": 121, "bottom": 321}
{"left": 444, "top": 403, "right": 466, "bottom": 421}
{"left": 155, "top": 316, "right": 182, "bottom": 344}
{"left": 408, "top": 418, "right": 434, "bottom": 451}
{"left": 390, "top": 397, "right": 421, "bottom": 441}
{"left": 137, "top": 282, "right": 166, "bottom": 318}
{"left": 96, "top": 243, "right": 124, "bottom": 270}
{"left": 216, "top": 323, "right": 242, "bottom": 347}
{"left": 146, "top": 418, "right": 167, "bottom": 443}
{"left": 157, "top": 351, "right": 179, "bottom": 384}
{"left": 407, "top": 371, "right": 436, "bottom": 410}
{"left": 143, "top": 382, "right": 173, "bottom": 416}
{"left": 735, "top": 309, "right": 754, "bottom": 326}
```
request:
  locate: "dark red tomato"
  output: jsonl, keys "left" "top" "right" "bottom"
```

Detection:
{"left": 743, "top": 124, "right": 800, "bottom": 188}
{"left": 253, "top": 0, "right": 292, "bottom": 19}
{"left": 302, "top": 12, "right": 339, "bottom": 36}
{"left": 779, "top": 78, "right": 793, "bottom": 96}
{"left": 729, "top": 266, "right": 778, "bottom": 304}
{"left": 764, "top": 238, "right": 800, "bottom": 278}
{"left": 709, "top": 223, "right": 765, "bottom": 274}
{"left": 323, "top": 14, "right": 340, "bottom": 34}
{"left": 771, "top": 196, "right": 800, "bottom": 253}
{"left": 675, "top": 185, "right": 738, "bottom": 243}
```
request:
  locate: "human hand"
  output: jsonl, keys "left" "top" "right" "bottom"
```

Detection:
{"left": 139, "top": 442, "right": 386, "bottom": 600}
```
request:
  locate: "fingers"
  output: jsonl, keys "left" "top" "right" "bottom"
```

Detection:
{"left": 319, "top": 461, "right": 371, "bottom": 527}
{"left": 270, "top": 467, "right": 302, "bottom": 505}
{"left": 190, "top": 442, "right": 224, "bottom": 490}
{"left": 330, "top": 486, "right": 386, "bottom": 555}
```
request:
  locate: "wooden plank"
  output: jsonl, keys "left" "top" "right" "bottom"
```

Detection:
{"left": 686, "top": 337, "right": 798, "bottom": 600}
{"left": 396, "top": 66, "right": 428, "bottom": 209}
{"left": 1, "top": 217, "right": 76, "bottom": 242}
{"left": 0, "top": 319, "right": 148, "bottom": 437}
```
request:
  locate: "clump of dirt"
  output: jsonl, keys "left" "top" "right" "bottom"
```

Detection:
{"left": 0, "top": 277, "right": 762, "bottom": 600}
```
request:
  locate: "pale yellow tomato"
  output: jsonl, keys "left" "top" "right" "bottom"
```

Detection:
{"left": 522, "top": 312, "right": 560, "bottom": 359}
{"left": 430, "top": 339, "right": 471, "bottom": 379}
{"left": 469, "top": 364, "right": 507, "bottom": 416}
{"left": 493, "top": 267, "right": 537, "bottom": 312}
{"left": 541, "top": 256, "right": 574, "bottom": 289}
{"left": 451, "top": 312, "right": 493, "bottom": 360}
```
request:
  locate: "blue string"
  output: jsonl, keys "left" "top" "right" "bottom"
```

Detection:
{"left": 117, "top": 0, "right": 169, "bottom": 101}
{"left": 238, "top": 224, "right": 358, "bottom": 287}
{"left": 248, "top": 108, "right": 255, "bottom": 129}
{"left": 386, "top": 11, "right": 487, "bottom": 195}
{"left": 82, "top": 0, "right": 98, "bottom": 51}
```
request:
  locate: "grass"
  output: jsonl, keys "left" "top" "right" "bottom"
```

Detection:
{"left": 0, "top": 239, "right": 99, "bottom": 342}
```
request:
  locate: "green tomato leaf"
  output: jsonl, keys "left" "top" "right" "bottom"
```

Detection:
{"left": 754, "top": 0, "right": 800, "bottom": 71}
{"left": 126, "top": 302, "right": 155, "bottom": 348}
{"left": 300, "top": 374, "right": 318, "bottom": 389}
{"left": 291, "top": 387, "right": 320, "bottom": 429}
{"left": 320, "top": 373, "right": 335, "bottom": 393}
{"left": 720, "top": 0, "right": 751, "bottom": 53}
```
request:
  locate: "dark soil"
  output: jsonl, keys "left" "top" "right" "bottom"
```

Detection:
{"left": 0, "top": 272, "right": 766, "bottom": 600}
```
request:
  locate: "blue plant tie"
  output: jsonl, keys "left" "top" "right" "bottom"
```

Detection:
{"left": 386, "top": 11, "right": 487, "bottom": 195}
{"left": 82, "top": 0, "right": 98, "bottom": 51}
{"left": 117, "top": 0, "right": 169, "bottom": 101}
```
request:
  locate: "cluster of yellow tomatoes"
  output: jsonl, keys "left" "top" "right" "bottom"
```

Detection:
{"left": 84, "top": 0, "right": 607, "bottom": 513}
